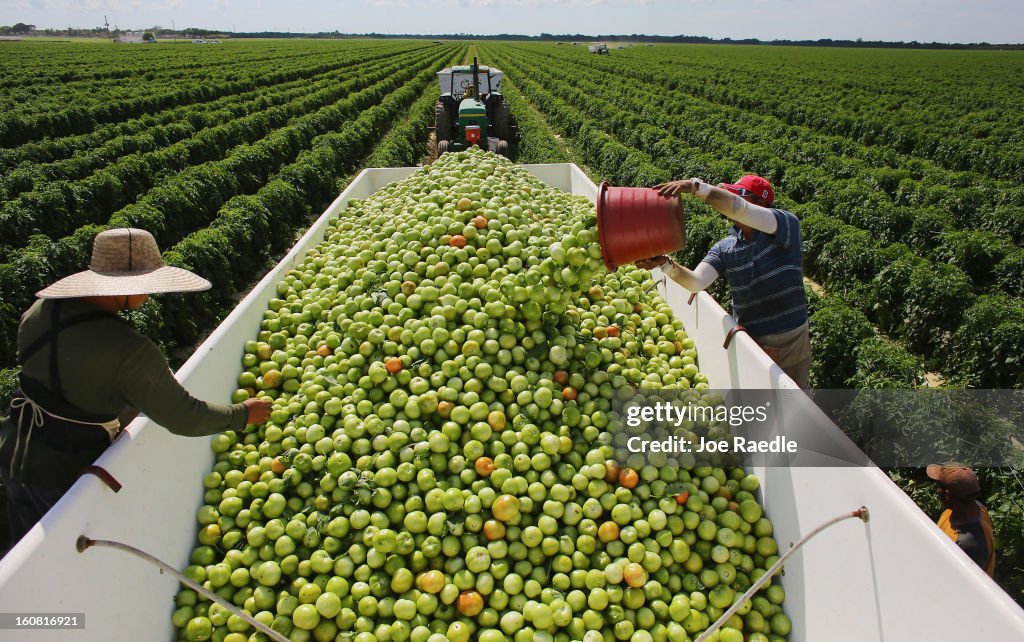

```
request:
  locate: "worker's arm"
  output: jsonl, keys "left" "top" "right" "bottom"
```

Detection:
{"left": 655, "top": 179, "right": 777, "bottom": 234}
{"left": 115, "top": 339, "right": 263, "bottom": 436}
{"left": 635, "top": 256, "right": 719, "bottom": 292}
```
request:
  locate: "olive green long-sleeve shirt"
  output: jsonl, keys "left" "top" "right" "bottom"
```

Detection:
{"left": 17, "top": 298, "right": 247, "bottom": 435}
{"left": 1, "top": 298, "right": 246, "bottom": 487}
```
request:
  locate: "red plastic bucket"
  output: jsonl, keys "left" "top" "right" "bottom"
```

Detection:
{"left": 596, "top": 182, "right": 686, "bottom": 271}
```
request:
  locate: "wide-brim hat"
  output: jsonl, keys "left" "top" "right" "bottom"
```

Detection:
{"left": 36, "top": 228, "right": 211, "bottom": 299}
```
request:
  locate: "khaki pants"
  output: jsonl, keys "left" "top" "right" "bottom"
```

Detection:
{"left": 755, "top": 321, "right": 811, "bottom": 388}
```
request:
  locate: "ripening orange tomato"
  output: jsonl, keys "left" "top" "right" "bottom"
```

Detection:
{"left": 437, "top": 401, "right": 453, "bottom": 418}
{"left": 619, "top": 468, "right": 639, "bottom": 489}
{"left": 457, "top": 591, "right": 484, "bottom": 617}
{"left": 475, "top": 457, "right": 495, "bottom": 477}
{"left": 598, "top": 521, "right": 620, "bottom": 542}
{"left": 483, "top": 519, "right": 506, "bottom": 541}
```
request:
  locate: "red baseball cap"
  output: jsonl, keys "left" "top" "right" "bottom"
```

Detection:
{"left": 722, "top": 175, "right": 774, "bottom": 206}
{"left": 927, "top": 462, "right": 981, "bottom": 498}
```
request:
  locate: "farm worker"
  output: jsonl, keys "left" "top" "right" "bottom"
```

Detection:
{"left": 927, "top": 462, "right": 996, "bottom": 577}
{"left": 0, "top": 228, "right": 272, "bottom": 544}
{"left": 635, "top": 176, "right": 811, "bottom": 388}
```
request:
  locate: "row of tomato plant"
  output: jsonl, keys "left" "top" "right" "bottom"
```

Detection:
{"left": 0, "top": 43, "right": 416, "bottom": 173}
{"left": 0, "top": 45, "right": 418, "bottom": 200}
{"left": 0, "top": 41, "right": 420, "bottom": 147}
{"left": 1, "top": 39, "right": 410, "bottom": 92}
{"left": 0, "top": 39, "right": 354, "bottom": 92}
{"left": 592, "top": 44, "right": 1024, "bottom": 181}
{"left": 0, "top": 45, "right": 441, "bottom": 258}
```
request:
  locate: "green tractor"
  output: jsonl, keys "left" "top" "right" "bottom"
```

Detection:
{"left": 435, "top": 57, "right": 511, "bottom": 157}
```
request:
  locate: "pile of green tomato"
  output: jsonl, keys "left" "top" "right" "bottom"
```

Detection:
{"left": 175, "top": 148, "right": 792, "bottom": 642}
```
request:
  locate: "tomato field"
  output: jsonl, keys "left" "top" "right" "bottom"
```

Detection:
{"left": 1, "top": 37, "right": 1023, "bottom": 630}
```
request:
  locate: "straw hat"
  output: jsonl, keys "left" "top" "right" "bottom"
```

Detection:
{"left": 36, "top": 228, "right": 211, "bottom": 299}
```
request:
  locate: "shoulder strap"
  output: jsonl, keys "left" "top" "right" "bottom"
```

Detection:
{"left": 18, "top": 301, "right": 120, "bottom": 399}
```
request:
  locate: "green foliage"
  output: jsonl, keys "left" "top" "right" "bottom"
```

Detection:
{"left": 499, "top": 82, "right": 568, "bottom": 165}
{"left": 933, "top": 229, "right": 1017, "bottom": 292}
{"left": 847, "top": 336, "right": 925, "bottom": 388}
{"left": 949, "top": 296, "right": 1024, "bottom": 388}
{"left": 809, "top": 297, "right": 874, "bottom": 388}
{"left": 898, "top": 262, "right": 976, "bottom": 355}
{"left": 0, "top": 366, "right": 18, "bottom": 422}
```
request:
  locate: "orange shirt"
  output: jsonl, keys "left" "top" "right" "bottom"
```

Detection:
{"left": 937, "top": 503, "right": 996, "bottom": 577}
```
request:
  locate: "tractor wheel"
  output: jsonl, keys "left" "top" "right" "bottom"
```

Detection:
{"left": 436, "top": 140, "right": 451, "bottom": 156}
{"left": 435, "top": 100, "right": 453, "bottom": 142}
{"left": 491, "top": 97, "right": 511, "bottom": 141}
{"left": 494, "top": 140, "right": 510, "bottom": 158}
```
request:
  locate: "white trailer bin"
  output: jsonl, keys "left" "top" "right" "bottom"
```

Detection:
{"left": 1, "top": 164, "right": 1023, "bottom": 641}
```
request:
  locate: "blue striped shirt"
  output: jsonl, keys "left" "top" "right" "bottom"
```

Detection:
{"left": 701, "top": 209, "right": 808, "bottom": 337}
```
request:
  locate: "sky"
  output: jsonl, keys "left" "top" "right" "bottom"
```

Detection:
{"left": 1, "top": 0, "right": 1022, "bottom": 44}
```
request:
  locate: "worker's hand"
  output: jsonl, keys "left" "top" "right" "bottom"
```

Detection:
{"left": 635, "top": 256, "right": 670, "bottom": 271}
{"left": 653, "top": 179, "right": 700, "bottom": 198}
{"left": 243, "top": 397, "right": 273, "bottom": 425}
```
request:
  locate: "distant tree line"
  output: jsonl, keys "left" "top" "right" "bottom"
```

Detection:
{"left": 0, "top": 23, "right": 35, "bottom": 35}
{"left": 231, "top": 31, "right": 1023, "bottom": 50}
